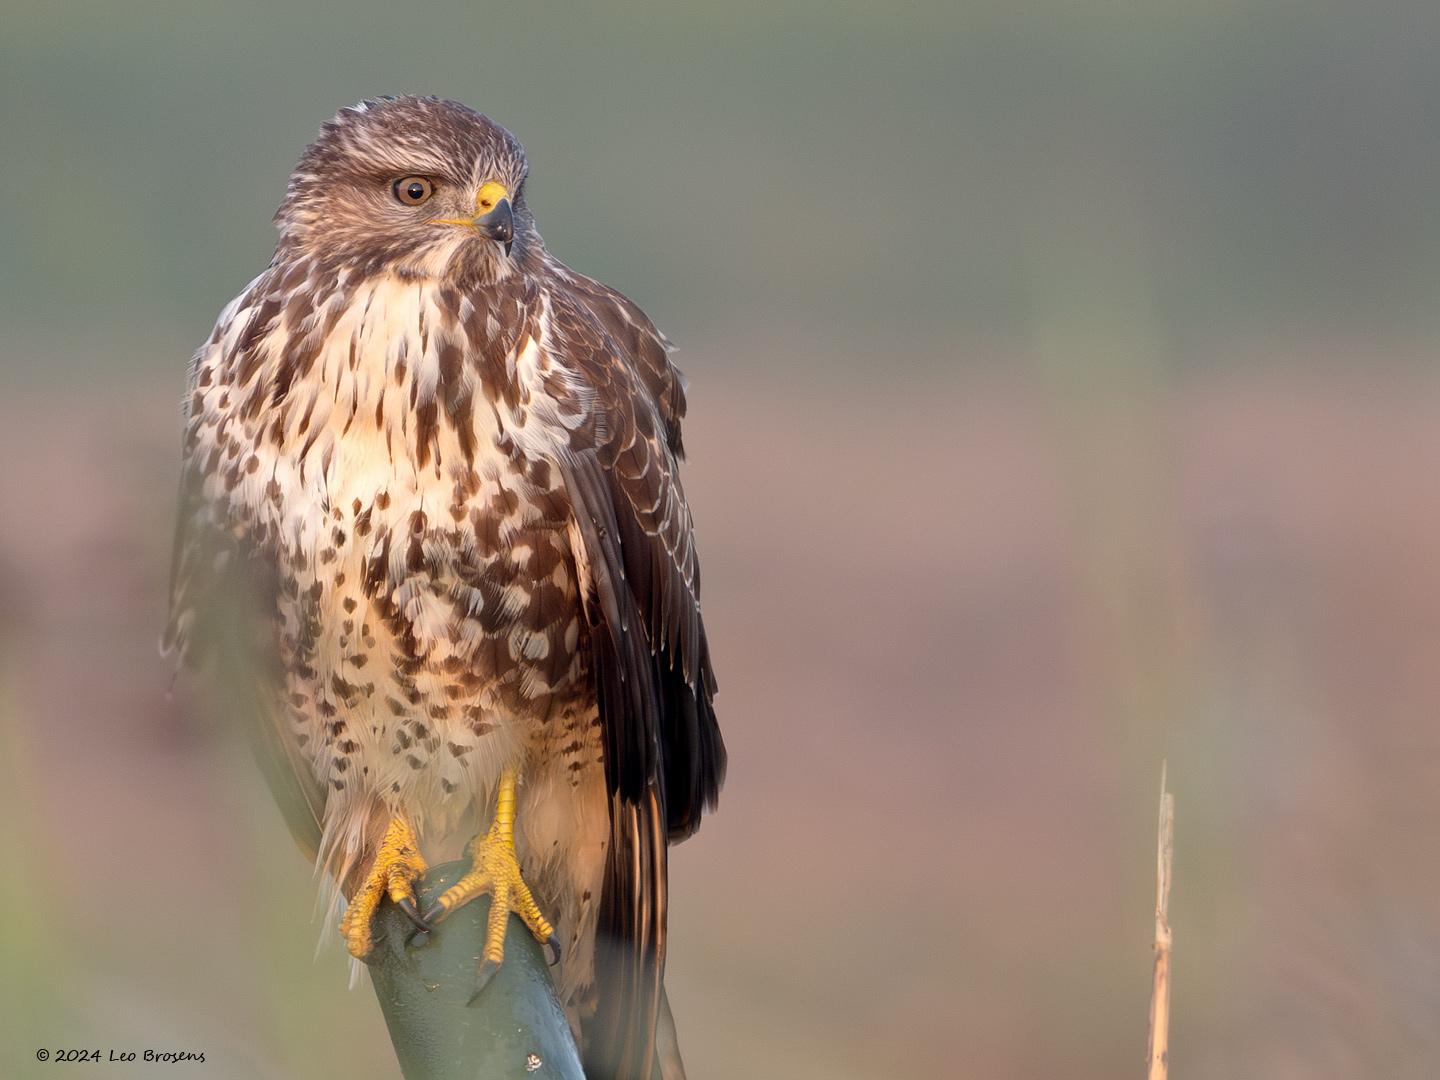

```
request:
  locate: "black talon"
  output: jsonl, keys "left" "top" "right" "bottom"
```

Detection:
{"left": 467, "top": 958, "right": 502, "bottom": 1006}
{"left": 396, "top": 896, "right": 431, "bottom": 933}
{"left": 544, "top": 937, "right": 561, "bottom": 966}
{"left": 407, "top": 903, "right": 446, "bottom": 947}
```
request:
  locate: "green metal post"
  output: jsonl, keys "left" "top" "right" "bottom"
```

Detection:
{"left": 367, "top": 861, "right": 585, "bottom": 1080}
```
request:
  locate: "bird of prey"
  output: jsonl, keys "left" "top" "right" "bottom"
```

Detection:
{"left": 165, "top": 96, "right": 725, "bottom": 1079}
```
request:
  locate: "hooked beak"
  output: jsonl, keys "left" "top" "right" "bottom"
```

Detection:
{"left": 474, "top": 198, "right": 514, "bottom": 254}
{"left": 431, "top": 181, "right": 516, "bottom": 255}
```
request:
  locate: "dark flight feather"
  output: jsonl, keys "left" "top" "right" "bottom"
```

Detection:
{"left": 547, "top": 269, "right": 724, "bottom": 1079}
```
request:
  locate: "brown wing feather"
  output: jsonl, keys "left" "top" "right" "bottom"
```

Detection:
{"left": 549, "top": 273, "right": 724, "bottom": 834}
{"left": 168, "top": 484, "right": 328, "bottom": 864}
{"left": 164, "top": 295, "right": 328, "bottom": 864}
{"left": 545, "top": 267, "right": 723, "bottom": 1080}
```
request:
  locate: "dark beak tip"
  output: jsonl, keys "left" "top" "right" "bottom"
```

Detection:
{"left": 477, "top": 197, "right": 515, "bottom": 251}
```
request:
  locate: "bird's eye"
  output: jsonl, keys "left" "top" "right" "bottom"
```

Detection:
{"left": 392, "top": 176, "right": 434, "bottom": 206}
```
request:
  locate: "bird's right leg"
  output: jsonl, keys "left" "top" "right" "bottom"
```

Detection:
{"left": 339, "top": 816, "right": 430, "bottom": 958}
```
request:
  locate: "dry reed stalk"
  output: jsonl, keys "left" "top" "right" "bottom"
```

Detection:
{"left": 1147, "top": 761, "right": 1175, "bottom": 1080}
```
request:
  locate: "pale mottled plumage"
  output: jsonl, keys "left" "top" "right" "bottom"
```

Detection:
{"left": 166, "top": 96, "right": 724, "bottom": 1079}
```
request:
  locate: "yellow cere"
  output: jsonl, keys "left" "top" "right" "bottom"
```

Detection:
{"left": 430, "top": 181, "right": 511, "bottom": 228}
{"left": 475, "top": 181, "right": 509, "bottom": 216}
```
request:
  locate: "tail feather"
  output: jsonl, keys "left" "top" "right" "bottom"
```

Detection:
{"left": 651, "top": 986, "right": 687, "bottom": 1080}
{"left": 584, "top": 788, "right": 669, "bottom": 1080}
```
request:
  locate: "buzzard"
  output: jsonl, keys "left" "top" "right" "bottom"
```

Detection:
{"left": 165, "top": 96, "right": 725, "bottom": 1079}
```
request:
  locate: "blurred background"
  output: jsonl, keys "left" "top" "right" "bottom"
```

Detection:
{"left": 4, "top": 1, "right": 1440, "bottom": 1076}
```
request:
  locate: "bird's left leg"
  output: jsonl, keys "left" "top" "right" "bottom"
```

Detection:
{"left": 421, "top": 764, "right": 558, "bottom": 1001}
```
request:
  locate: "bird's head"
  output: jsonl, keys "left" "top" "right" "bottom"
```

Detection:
{"left": 275, "top": 96, "right": 536, "bottom": 282}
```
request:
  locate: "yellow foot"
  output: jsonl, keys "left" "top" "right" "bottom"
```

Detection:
{"left": 420, "top": 766, "right": 559, "bottom": 1002}
{"left": 339, "top": 817, "right": 430, "bottom": 959}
